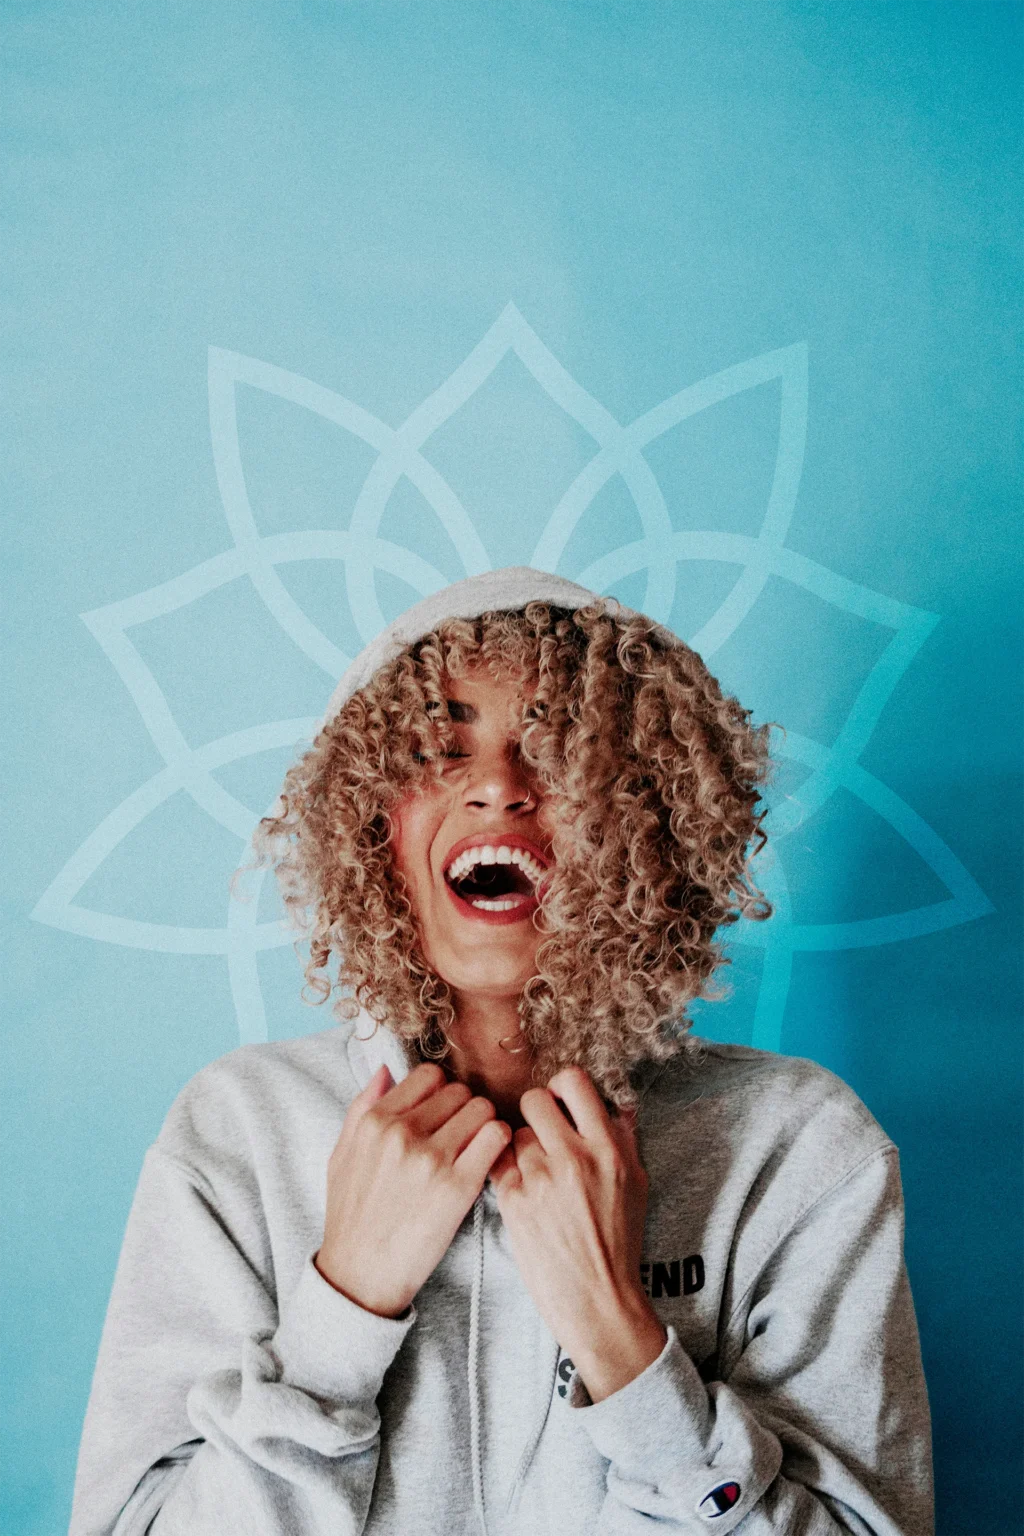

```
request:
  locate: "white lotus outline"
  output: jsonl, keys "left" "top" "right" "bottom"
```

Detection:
{"left": 31, "top": 303, "right": 993, "bottom": 1051}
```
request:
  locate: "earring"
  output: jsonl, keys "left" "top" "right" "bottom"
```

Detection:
{"left": 498, "top": 1030, "right": 529, "bottom": 1054}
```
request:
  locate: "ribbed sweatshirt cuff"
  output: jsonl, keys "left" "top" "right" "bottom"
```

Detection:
{"left": 270, "top": 1254, "right": 417, "bottom": 1406}
{"left": 567, "top": 1326, "right": 709, "bottom": 1456}
{"left": 567, "top": 1326, "right": 782, "bottom": 1527}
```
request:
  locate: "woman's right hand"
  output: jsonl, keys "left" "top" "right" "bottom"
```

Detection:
{"left": 315, "top": 1061, "right": 511, "bottom": 1319}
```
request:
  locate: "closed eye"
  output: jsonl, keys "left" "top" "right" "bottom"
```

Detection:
{"left": 409, "top": 750, "right": 470, "bottom": 764}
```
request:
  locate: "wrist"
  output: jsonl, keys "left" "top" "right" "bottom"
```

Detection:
{"left": 313, "top": 1250, "right": 413, "bottom": 1321}
{"left": 569, "top": 1290, "right": 668, "bottom": 1404}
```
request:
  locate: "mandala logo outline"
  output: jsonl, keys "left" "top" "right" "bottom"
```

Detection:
{"left": 31, "top": 303, "right": 993, "bottom": 1048}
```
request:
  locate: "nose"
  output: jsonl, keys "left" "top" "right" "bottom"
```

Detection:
{"left": 462, "top": 741, "right": 537, "bottom": 813}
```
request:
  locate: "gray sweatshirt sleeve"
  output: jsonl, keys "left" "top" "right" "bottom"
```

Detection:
{"left": 567, "top": 1145, "right": 934, "bottom": 1536}
{"left": 68, "top": 1145, "right": 416, "bottom": 1536}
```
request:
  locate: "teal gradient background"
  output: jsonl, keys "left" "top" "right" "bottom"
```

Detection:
{"left": 4, "top": 4, "right": 1021, "bottom": 1532}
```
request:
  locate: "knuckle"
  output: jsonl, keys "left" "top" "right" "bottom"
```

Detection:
{"left": 387, "top": 1118, "right": 414, "bottom": 1154}
{"left": 406, "top": 1136, "right": 435, "bottom": 1170}
{"left": 360, "top": 1107, "right": 386, "bottom": 1141}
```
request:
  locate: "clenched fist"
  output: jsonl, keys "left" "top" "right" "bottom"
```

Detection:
{"left": 315, "top": 1061, "right": 512, "bottom": 1319}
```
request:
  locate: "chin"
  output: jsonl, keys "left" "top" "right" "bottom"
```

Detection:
{"left": 451, "top": 962, "right": 536, "bottom": 996}
{"left": 435, "top": 942, "right": 538, "bottom": 996}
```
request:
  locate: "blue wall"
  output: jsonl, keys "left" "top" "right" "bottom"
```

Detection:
{"left": 4, "top": 4, "right": 1021, "bottom": 1531}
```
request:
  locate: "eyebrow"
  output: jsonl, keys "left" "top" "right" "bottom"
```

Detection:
{"left": 446, "top": 699, "right": 478, "bottom": 723}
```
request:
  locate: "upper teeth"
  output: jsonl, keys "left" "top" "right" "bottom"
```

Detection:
{"left": 445, "top": 845, "right": 547, "bottom": 886}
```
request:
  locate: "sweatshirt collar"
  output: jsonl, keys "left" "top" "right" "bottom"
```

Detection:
{"left": 345, "top": 1012, "right": 419, "bottom": 1091}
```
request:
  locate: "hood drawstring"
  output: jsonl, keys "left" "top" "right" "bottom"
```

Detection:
{"left": 504, "top": 1336, "right": 560, "bottom": 1521}
{"left": 468, "top": 1193, "right": 489, "bottom": 1536}
{"left": 467, "top": 1190, "right": 562, "bottom": 1536}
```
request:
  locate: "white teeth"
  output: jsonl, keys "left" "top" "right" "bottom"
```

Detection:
{"left": 445, "top": 843, "right": 548, "bottom": 885}
{"left": 511, "top": 850, "right": 543, "bottom": 880}
{"left": 470, "top": 896, "right": 527, "bottom": 910}
{"left": 516, "top": 855, "right": 544, "bottom": 886}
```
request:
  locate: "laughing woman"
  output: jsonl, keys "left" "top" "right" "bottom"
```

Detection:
{"left": 69, "top": 568, "right": 934, "bottom": 1536}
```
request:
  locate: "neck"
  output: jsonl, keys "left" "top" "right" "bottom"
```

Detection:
{"left": 442, "top": 989, "right": 538, "bottom": 1131}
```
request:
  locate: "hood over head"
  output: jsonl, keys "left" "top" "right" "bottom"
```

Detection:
{"left": 318, "top": 565, "right": 681, "bottom": 731}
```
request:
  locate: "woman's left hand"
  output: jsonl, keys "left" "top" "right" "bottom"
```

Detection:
{"left": 488, "top": 1066, "right": 668, "bottom": 1403}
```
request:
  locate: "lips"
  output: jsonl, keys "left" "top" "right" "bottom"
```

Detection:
{"left": 441, "top": 833, "right": 552, "bottom": 926}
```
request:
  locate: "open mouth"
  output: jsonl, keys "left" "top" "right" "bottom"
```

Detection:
{"left": 442, "top": 840, "right": 550, "bottom": 923}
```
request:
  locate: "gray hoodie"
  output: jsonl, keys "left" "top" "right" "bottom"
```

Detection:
{"left": 69, "top": 569, "right": 934, "bottom": 1536}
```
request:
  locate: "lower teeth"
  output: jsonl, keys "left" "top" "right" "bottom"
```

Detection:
{"left": 470, "top": 896, "right": 528, "bottom": 910}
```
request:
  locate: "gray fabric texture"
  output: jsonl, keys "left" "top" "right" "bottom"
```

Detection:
{"left": 69, "top": 568, "right": 934, "bottom": 1535}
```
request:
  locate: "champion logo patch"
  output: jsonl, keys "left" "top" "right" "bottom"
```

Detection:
{"left": 698, "top": 1480, "right": 741, "bottom": 1518}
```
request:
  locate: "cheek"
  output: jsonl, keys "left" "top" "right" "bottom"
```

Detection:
{"left": 389, "top": 790, "right": 445, "bottom": 892}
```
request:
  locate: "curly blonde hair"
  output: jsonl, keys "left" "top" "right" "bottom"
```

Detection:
{"left": 243, "top": 599, "right": 780, "bottom": 1109}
